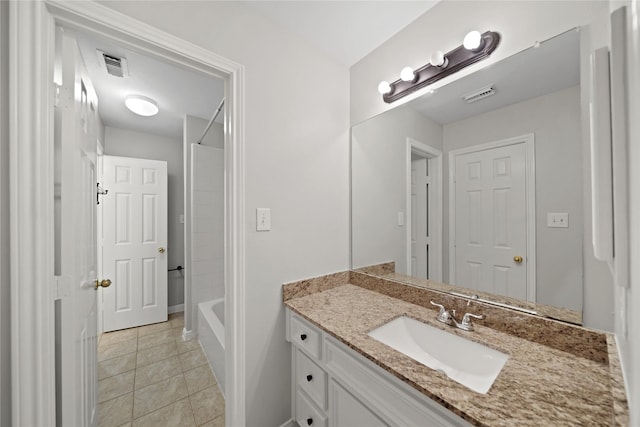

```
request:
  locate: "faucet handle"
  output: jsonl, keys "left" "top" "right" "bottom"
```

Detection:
{"left": 458, "top": 312, "right": 485, "bottom": 331}
{"left": 430, "top": 300, "right": 445, "bottom": 312}
{"left": 430, "top": 301, "right": 454, "bottom": 325}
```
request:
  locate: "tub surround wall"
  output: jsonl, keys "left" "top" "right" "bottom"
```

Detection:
{"left": 283, "top": 271, "right": 628, "bottom": 425}
{"left": 189, "top": 144, "right": 224, "bottom": 336}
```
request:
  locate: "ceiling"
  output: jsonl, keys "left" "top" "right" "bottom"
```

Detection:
{"left": 241, "top": 1, "right": 440, "bottom": 67}
{"left": 76, "top": 1, "right": 439, "bottom": 139}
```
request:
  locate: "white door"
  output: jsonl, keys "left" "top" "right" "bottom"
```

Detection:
{"left": 453, "top": 142, "right": 528, "bottom": 299}
{"left": 56, "top": 28, "right": 99, "bottom": 427}
{"left": 102, "top": 155, "right": 168, "bottom": 332}
{"left": 411, "top": 158, "right": 429, "bottom": 278}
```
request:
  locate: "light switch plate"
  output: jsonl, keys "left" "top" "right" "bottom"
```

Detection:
{"left": 547, "top": 212, "right": 569, "bottom": 228}
{"left": 256, "top": 208, "right": 271, "bottom": 231}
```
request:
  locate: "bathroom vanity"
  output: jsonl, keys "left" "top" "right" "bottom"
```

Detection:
{"left": 283, "top": 271, "right": 628, "bottom": 426}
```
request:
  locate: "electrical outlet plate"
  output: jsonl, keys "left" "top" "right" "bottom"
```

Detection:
{"left": 256, "top": 208, "right": 271, "bottom": 231}
{"left": 547, "top": 212, "right": 569, "bottom": 228}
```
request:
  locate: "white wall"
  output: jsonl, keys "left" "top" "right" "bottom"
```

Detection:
{"left": 103, "top": 126, "right": 185, "bottom": 308}
{"left": 613, "top": 0, "right": 640, "bottom": 423}
{"left": 352, "top": 105, "right": 442, "bottom": 271}
{"left": 0, "top": 0, "right": 11, "bottom": 424}
{"left": 350, "top": 1, "right": 610, "bottom": 126}
{"left": 443, "top": 86, "right": 585, "bottom": 315}
{"left": 100, "top": 3, "right": 351, "bottom": 425}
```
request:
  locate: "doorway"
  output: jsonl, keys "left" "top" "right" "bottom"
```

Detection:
{"left": 406, "top": 138, "right": 442, "bottom": 281}
{"left": 10, "top": 2, "right": 246, "bottom": 425}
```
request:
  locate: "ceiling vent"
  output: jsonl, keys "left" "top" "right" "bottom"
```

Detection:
{"left": 462, "top": 85, "right": 496, "bottom": 104}
{"left": 97, "top": 50, "right": 129, "bottom": 78}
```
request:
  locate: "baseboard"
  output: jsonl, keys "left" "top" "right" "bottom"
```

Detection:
{"left": 168, "top": 304, "right": 184, "bottom": 314}
{"left": 279, "top": 419, "right": 296, "bottom": 427}
{"left": 182, "top": 328, "right": 194, "bottom": 341}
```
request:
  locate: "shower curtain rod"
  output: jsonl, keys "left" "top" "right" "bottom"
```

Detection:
{"left": 196, "top": 97, "right": 225, "bottom": 144}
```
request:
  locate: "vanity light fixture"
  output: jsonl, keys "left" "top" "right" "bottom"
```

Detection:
{"left": 125, "top": 95, "right": 159, "bottom": 117}
{"left": 377, "top": 30, "right": 500, "bottom": 103}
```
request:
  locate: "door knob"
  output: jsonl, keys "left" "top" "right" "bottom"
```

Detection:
{"left": 95, "top": 279, "right": 112, "bottom": 290}
{"left": 158, "top": 247, "right": 166, "bottom": 253}
{"left": 513, "top": 255, "right": 523, "bottom": 263}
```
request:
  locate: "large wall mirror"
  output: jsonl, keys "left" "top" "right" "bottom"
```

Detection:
{"left": 351, "top": 28, "right": 585, "bottom": 324}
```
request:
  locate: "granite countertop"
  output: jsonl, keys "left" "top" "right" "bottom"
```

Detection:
{"left": 283, "top": 272, "right": 628, "bottom": 426}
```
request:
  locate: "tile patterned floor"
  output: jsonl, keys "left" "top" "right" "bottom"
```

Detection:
{"left": 97, "top": 312, "right": 225, "bottom": 427}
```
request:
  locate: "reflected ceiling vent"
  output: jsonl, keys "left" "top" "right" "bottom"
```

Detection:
{"left": 97, "top": 50, "right": 129, "bottom": 78}
{"left": 462, "top": 85, "right": 496, "bottom": 104}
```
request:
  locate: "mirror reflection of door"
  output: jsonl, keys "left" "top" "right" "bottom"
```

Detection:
{"left": 407, "top": 139, "right": 442, "bottom": 281}
{"left": 450, "top": 135, "right": 535, "bottom": 301}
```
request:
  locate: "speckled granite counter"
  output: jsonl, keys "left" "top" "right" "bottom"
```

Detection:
{"left": 283, "top": 271, "right": 629, "bottom": 426}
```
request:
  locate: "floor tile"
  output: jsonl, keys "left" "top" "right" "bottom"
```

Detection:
{"left": 176, "top": 338, "right": 201, "bottom": 354}
{"left": 99, "top": 353, "right": 137, "bottom": 380}
{"left": 136, "top": 341, "right": 177, "bottom": 367}
{"left": 135, "top": 356, "right": 182, "bottom": 390}
{"left": 99, "top": 338, "right": 138, "bottom": 362}
{"left": 137, "top": 329, "right": 176, "bottom": 351}
{"left": 137, "top": 322, "right": 171, "bottom": 337}
{"left": 98, "top": 392, "right": 133, "bottom": 427}
{"left": 170, "top": 315, "right": 185, "bottom": 330}
{"left": 179, "top": 348, "right": 208, "bottom": 371}
{"left": 99, "top": 370, "right": 135, "bottom": 403}
{"left": 98, "top": 314, "right": 224, "bottom": 427}
{"left": 184, "top": 364, "right": 216, "bottom": 395}
{"left": 189, "top": 386, "right": 225, "bottom": 426}
{"left": 199, "top": 415, "right": 224, "bottom": 427}
{"left": 100, "top": 328, "right": 138, "bottom": 348}
{"left": 133, "top": 374, "right": 188, "bottom": 418}
{"left": 168, "top": 312, "right": 184, "bottom": 321}
{"left": 131, "top": 397, "right": 195, "bottom": 427}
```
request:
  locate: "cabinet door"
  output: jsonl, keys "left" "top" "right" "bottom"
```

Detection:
{"left": 330, "top": 380, "right": 388, "bottom": 427}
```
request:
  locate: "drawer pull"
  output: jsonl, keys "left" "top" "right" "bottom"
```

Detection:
{"left": 300, "top": 333, "right": 307, "bottom": 341}
{"left": 306, "top": 374, "right": 313, "bottom": 382}
{"left": 306, "top": 418, "right": 313, "bottom": 425}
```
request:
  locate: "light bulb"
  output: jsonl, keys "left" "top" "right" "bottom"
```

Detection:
{"left": 400, "top": 66, "right": 415, "bottom": 82}
{"left": 125, "top": 95, "right": 159, "bottom": 117}
{"left": 377, "top": 81, "right": 392, "bottom": 95}
{"left": 463, "top": 31, "right": 483, "bottom": 51}
{"left": 429, "top": 51, "right": 448, "bottom": 68}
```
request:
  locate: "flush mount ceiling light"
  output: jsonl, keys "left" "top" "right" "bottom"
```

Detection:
{"left": 377, "top": 30, "right": 500, "bottom": 103}
{"left": 125, "top": 95, "right": 159, "bottom": 116}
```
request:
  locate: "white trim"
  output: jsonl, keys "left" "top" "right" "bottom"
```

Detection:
{"left": 9, "top": 2, "right": 57, "bottom": 425}
{"left": 405, "top": 138, "right": 443, "bottom": 281}
{"left": 448, "top": 134, "right": 537, "bottom": 302}
{"left": 279, "top": 419, "right": 296, "bottom": 427}
{"left": 168, "top": 304, "right": 185, "bottom": 315}
{"left": 10, "top": 2, "right": 246, "bottom": 425}
{"left": 181, "top": 328, "right": 195, "bottom": 341}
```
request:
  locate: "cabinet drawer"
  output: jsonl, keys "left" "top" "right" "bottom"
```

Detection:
{"left": 295, "top": 349, "right": 327, "bottom": 409}
{"left": 290, "top": 314, "right": 322, "bottom": 360}
{"left": 296, "top": 389, "right": 327, "bottom": 427}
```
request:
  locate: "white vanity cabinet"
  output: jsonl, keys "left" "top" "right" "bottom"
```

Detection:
{"left": 285, "top": 309, "right": 472, "bottom": 427}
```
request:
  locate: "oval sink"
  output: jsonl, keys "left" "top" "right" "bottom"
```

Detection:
{"left": 368, "top": 316, "right": 508, "bottom": 394}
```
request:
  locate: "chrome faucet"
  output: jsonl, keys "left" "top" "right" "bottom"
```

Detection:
{"left": 430, "top": 301, "right": 456, "bottom": 326}
{"left": 430, "top": 300, "right": 485, "bottom": 331}
{"left": 452, "top": 312, "right": 485, "bottom": 331}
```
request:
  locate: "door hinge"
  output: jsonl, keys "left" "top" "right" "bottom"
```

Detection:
{"left": 54, "top": 275, "right": 71, "bottom": 300}
{"left": 53, "top": 83, "right": 61, "bottom": 108}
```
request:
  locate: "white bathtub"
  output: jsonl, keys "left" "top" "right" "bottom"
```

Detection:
{"left": 198, "top": 298, "right": 225, "bottom": 395}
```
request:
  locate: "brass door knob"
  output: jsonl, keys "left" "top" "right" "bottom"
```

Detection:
{"left": 95, "top": 279, "right": 112, "bottom": 290}
{"left": 513, "top": 255, "right": 523, "bottom": 264}
{"left": 158, "top": 247, "right": 166, "bottom": 253}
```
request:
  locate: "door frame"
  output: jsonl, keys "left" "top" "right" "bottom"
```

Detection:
{"left": 9, "top": 2, "right": 246, "bottom": 425}
{"left": 405, "top": 138, "right": 443, "bottom": 281}
{"left": 448, "top": 134, "right": 536, "bottom": 302}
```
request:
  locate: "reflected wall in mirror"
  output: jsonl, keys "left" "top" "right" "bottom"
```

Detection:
{"left": 351, "top": 28, "right": 584, "bottom": 323}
